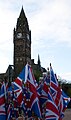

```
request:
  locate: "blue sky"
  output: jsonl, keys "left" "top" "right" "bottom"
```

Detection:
{"left": 0, "top": 0, "right": 71, "bottom": 82}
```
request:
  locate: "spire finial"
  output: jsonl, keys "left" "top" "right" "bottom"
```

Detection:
{"left": 50, "top": 63, "right": 51, "bottom": 67}
{"left": 37, "top": 54, "right": 41, "bottom": 67}
{"left": 22, "top": 5, "right": 23, "bottom": 9}
{"left": 47, "top": 67, "right": 49, "bottom": 71}
{"left": 19, "top": 6, "right": 26, "bottom": 18}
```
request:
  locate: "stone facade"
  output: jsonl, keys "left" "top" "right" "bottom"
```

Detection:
{"left": 0, "top": 7, "right": 46, "bottom": 83}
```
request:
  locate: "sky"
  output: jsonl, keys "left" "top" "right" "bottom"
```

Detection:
{"left": 0, "top": 0, "right": 71, "bottom": 82}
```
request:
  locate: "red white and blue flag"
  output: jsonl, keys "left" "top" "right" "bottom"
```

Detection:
{"left": 25, "top": 64, "right": 41, "bottom": 118}
{"left": 0, "top": 83, "right": 6, "bottom": 120}
{"left": 11, "top": 64, "right": 41, "bottom": 118}
{"left": 50, "top": 64, "right": 62, "bottom": 107}
{"left": 50, "top": 64, "right": 63, "bottom": 119}
{"left": 45, "top": 89, "right": 59, "bottom": 120}
{"left": 50, "top": 64, "right": 59, "bottom": 100}
{"left": 62, "top": 90, "right": 70, "bottom": 111}
{"left": 49, "top": 64, "right": 70, "bottom": 119}
{"left": 8, "top": 81, "right": 23, "bottom": 106}
{"left": 37, "top": 76, "right": 49, "bottom": 106}
{"left": 7, "top": 103, "right": 12, "bottom": 120}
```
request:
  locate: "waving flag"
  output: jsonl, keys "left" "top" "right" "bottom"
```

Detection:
{"left": 0, "top": 83, "right": 6, "bottom": 120}
{"left": 62, "top": 90, "right": 70, "bottom": 112}
{"left": 25, "top": 64, "right": 41, "bottom": 118}
{"left": 0, "top": 114, "right": 6, "bottom": 120}
{"left": 8, "top": 65, "right": 28, "bottom": 106}
{"left": 8, "top": 64, "right": 41, "bottom": 118}
{"left": 7, "top": 103, "right": 12, "bottom": 120}
{"left": 0, "top": 82, "right": 6, "bottom": 105}
{"left": 14, "top": 64, "right": 31, "bottom": 106}
{"left": 57, "top": 90, "right": 70, "bottom": 120}
{"left": 8, "top": 81, "right": 23, "bottom": 107}
{"left": 7, "top": 64, "right": 29, "bottom": 117}
{"left": 37, "top": 76, "right": 49, "bottom": 106}
{"left": 50, "top": 64, "right": 61, "bottom": 119}
{"left": 50, "top": 64, "right": 64, "bottom": 119}
{"left": 50, "top": 64, "right": 62, "bottom": 107}
{"left": 22, "top": 86, "right": 32, "bottom": 118}
{"left": 50, "top": 64, "right": 70, "bottom": 120}
{"left": 19, "top": 63, "right": 28, "bottom": 82}
{"left": 45, "top": 89, "right": 59, "bottom": 120}
{"left": 50, "top": 64, "right": 59, "bottom": 99}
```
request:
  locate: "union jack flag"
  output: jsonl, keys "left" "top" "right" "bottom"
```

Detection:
{"left": 0, "top": 83, "right": 6, "bottom": 120}
{"left": 25, "top": 64, "right": 41, "bottom": 118}
{"left": 50, "top": 64, "right": 59, "bottom": 99}
{"left": 22, "top": 86, "right": 32, "bottom": 118}
{"left": 8, "top": 64, "right": 41, "bottom": 118}
{"left": 7, "top": 103, "right": 13, "bottom": 120}
{"left": 49, "top": 64, "right": 63, "bottom": 119}
{"left": 45, "top": 89, "right": 59, "bottom": 120}
{"left": 62, "top": 90, "right": 70, "bottom": 111}
{"left": 8, "top": 81, "right": 23, "bottom": 106}
{"left": 8, "top": 64, "right": 27, "bottom": 106}
{"left": 19, "top": 63, "right": 29, "bottom": 82}
{"left": 50, "top": 64, "right": 62, "bottom": 107}
{"left": 58, "top": 89, "right": 70, "bottom": 119}
{"left": 37, "top": 75, "right": 49, "bottom": 106}
{"left": 49, "top": 64, "right": 70, "bottom": 120}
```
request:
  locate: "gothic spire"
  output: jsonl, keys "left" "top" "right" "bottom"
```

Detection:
{"left": 19, "top": 6, "right": 26, "bottom": 18}
{"left": 37, "top": 54, "right": 41, "bottom": 67}
{"left": 16, "top": 6, "right": 29, "bottom": 31}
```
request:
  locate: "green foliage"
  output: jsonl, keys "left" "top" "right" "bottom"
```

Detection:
{"left": 34, "top": 69, "right": 42, "bottom": 83}
{"left": 60, "top": 83, "right": 71, "bottom": 108}
{"left": 62, "top": 83, "right": 71, "bottom": 97}
{"left": 66, "top": 87, "right": 71, "bottom": 97}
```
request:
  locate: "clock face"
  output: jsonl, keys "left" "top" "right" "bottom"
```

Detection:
{"left": 17, "top": 33, "right": 22, "bottom": 38}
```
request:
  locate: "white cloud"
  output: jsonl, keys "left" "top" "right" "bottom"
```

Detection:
{"left": 30, "top": 0, "right": 71, "bottom": 46}
{"left": 0, "top": 53, "right": 11, "bottom": 73}
{"left": 60, "top": 72, "right": 71, "bottom": 82}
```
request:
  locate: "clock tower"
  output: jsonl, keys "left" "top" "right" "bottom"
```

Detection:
{"left": 13, "top": 7, "right": 31, "bottom": 78}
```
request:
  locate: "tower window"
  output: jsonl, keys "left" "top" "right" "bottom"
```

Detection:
{"left": 16, "top": 58, "right": 19, "bottom": 61}
{"left": 27, "top": 34, "right": 29, "bottom": 40}
{"left": 20, "top": 58, "right": 22, "bottom": 61}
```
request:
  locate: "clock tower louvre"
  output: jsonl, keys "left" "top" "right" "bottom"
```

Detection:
{"left": 13, "top": 7, "right": 31, "bottom": 78}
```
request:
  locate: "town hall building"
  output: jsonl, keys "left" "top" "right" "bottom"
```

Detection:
{"left": 0, "top": 7, "right": 46, "bottom": 83}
